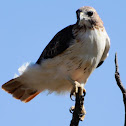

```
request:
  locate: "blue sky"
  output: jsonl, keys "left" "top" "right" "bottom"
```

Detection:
{"left": 0, "top": 0, "right": 126, "bottom": 126}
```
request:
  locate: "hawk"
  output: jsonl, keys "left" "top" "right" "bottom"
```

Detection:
{"left": 2, "top": 6, "right": 110, "bottom": 103}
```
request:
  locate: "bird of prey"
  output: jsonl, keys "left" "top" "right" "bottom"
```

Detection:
{"left": 2, "top": 6, "right": 110, "bottom": 103}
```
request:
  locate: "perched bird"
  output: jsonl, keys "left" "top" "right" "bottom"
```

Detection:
{"left": 2, "top": 6, "right": 110, "bottom": 103}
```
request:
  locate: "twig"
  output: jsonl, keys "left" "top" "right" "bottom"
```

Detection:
{"left": 70, "top": 86, "right": 86, "bottom": 126}
{"left": 115, "top": 53, "right": 126, "bottom": 126}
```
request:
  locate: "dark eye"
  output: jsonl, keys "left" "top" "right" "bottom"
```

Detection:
{"left": 87, "top": 11, "right": 93, "bottom": 17}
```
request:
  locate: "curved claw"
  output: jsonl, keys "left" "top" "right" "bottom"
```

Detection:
{"left": 69, "top": 106, "right": 75, "bottom": 114}
{"left": 70, "top": 93, "right": 75, "bottom": 101}
{"left": 70, "top": 86, "right": 76, "bottom": 101}
{"left": 83, "top": 88, "right": 86, "bottom": 97}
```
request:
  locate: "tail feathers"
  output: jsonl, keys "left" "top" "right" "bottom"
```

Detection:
{"left": 2, "top": 78, "right": 41, "bottom": 103}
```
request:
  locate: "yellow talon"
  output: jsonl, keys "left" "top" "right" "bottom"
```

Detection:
{"left": 70, "top": 81, "right": 86, "bottom": 100}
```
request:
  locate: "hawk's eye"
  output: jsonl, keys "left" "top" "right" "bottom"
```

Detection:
{"left": 87, "top": 11, "right": 93, "bottom": 17}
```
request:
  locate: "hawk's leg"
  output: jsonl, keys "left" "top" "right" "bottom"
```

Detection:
{"left": 69, "top": 80, "right": 86, "bottom": 122}
{"left": 70, "top": 81, "right": 86, "bottom": 100}
{"left": 67, "top": 77, "right": 86, "bottom": 100}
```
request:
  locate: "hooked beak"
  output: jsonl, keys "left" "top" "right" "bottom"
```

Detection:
{"left": 76, "top": 9, "right": 84, "bottom": 22}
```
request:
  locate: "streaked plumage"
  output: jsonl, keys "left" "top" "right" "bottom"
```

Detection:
{"left": 2, "top": 6, "right": 110, "bottom": 102}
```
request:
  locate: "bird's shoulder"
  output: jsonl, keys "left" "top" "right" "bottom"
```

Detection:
{"left": 36, "top": 24, "right": 76, "bottom": 64}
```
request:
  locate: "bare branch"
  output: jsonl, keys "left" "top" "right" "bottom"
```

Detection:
{"left": 70, "top": 86, "right": 86, "bottom": 126}
{"left": 115, "top": 53, "right": 126, "bottom": 126}
{"left": 115, "top": 53, "right": 126, "bottom": 93}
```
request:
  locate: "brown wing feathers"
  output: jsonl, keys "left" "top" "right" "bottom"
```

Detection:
{"left": 36, "top": 25, "right": 75, "bottom": 64}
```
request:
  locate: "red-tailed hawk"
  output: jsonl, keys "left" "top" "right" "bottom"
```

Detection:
{"left": 2, "top": 6, "right": 110, "bottom": 102}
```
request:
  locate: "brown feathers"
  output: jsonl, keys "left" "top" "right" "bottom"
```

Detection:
{"left": 2, "top": 78, "right": 40, "bottom": 103}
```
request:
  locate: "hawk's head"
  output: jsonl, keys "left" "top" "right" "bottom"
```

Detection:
{"left": 76, "top": 6, "right": 103, "bottom": 28}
